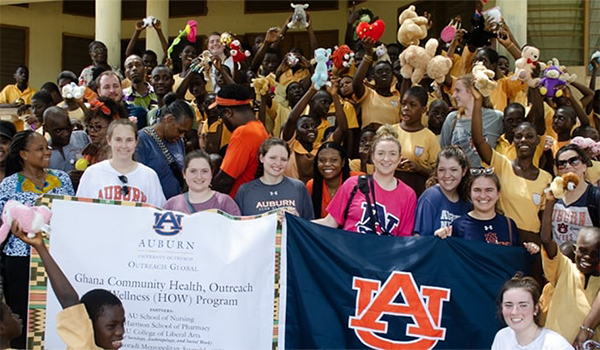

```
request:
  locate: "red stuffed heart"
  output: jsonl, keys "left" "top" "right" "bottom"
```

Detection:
{"left": 356, "top": 20, "right": 386, "bottom": 42}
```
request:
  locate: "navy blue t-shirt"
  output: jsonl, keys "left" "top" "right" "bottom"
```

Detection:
{"left": 414, "top": 185, "right": 471, "bottom": 236}
{"left": 452, "top": 213, "right": 518, "bottom": 246}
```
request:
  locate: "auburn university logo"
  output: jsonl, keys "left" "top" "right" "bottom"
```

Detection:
{"left": 349, "top": 271, "right": 450, "bottom": 349}
{"left": 153, "top": 212, "right": 184, "bottom": 236}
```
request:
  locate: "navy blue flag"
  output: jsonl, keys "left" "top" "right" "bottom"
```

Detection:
{"left": 283, "top": 214, "right": 535, "bottom": 349}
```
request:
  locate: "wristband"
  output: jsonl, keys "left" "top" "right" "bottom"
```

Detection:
{"left": 580, "top": 325, "right": 596, "bottom": 335}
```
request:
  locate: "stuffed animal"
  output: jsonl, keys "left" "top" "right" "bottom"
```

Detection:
{"left": 229, "top": 40, "right": 250, "bottom": 63}
{"left": 464, "top": 11, "right": 495, "bottom": 48}
{"left": 251, "top": 73, "right": 276, "bottom": 97}
{"left": 61, "top": 82, "right": 85, "bottom": 100}
{"left": 331, "top": 45, "right": 354, "bottom": 70}
{"left": 427, "top": 55, "right": 453, "bottom": 84}
{"left": 357, "top": 19, "right": 386, "bottom": 42}
{"left": 539, "top": 65, "right": 566, "bottom": 98}
{"left": 472, "top": 62, "right": 498, "bottom": 97}
{"left": 312, "top": 48, "right": 331, "bottom": 89}
{"left": 397, "top": 5, "right": 428, "bottom": 46}
{"left": 549, "top": 172, "right": 580, "bottom": 199}
{"left": 441, "top": 17, "right": 461, "bottom": 43}
{"left": 220, "top": 32, "right": 233, "bottom": 46}
{"left": 590, "top": 51, "right": 600, "bottom": 71}
{"left": 0, "top": 200, "right": 52, "bottom": 244}
{"left": 571, "top": 137, "right": 600, "bottom": 157}
{"left": 399, "top": 38, "right": 437, "bottom": 85}
{"left": 288, "top": 3, "right": 310, "bottom": 29}
{"left": 375, "top": 44, "right": 390, "bottom": 62}
{"left": 189, "top": 50, "right": 212, "bottom": 82}
{"left": 513, "top": 46, "right": 542, "bottom": 87}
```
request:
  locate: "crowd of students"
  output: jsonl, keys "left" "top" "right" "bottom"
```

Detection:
{"left": 0, "top": 1, "right": 599, "bottom": 348}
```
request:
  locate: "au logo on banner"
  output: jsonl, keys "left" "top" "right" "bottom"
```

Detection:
{"left": 153, "top": 212, "right": 184, "bottom": 235}
{"left": 348, "top": 271, "right": 451, "bottom": 349}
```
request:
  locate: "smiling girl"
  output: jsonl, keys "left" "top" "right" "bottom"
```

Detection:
{"left": 163, "top": 150, "right": 240, "bottom": 215}
{"left": 235, "top": 138, "right": 313, "bottom": 219}
{"left": 77, "top": 119, "right": 166, "bottom": 206}
{"left": 492, "top": 273, "right": 573, "bottom": 349}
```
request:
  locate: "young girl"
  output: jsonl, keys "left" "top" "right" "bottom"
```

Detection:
{"left": 437, "top": 170, "right": 518, "bottom": 246}
{"left": 349, "top": 127, "right": 375, "bottom": 175}
{"left": 313, "top": 126, "right": 417, "bottom": 236}
{"left": 76, "top": 119, "right": 166, "bottom": 207}
{"left": 172, "top": 44, "right": 198, "bottom": 100}
{"left": 235, "top": 138, "right": 314, "bottom": 219}
{"left": 491, "top": 273, "right": 573, "bottom": 349}
{"left": 306, "top": 142, "right": 359, "bottom": 219}
{"left": 163, "top": 150, "right": 240, "bottom": 215}
{"left": 392, "top": 86, "right": 441, "bottom": 196}
{"left": 414, "top": 146, "right": 471, "bottom": 236}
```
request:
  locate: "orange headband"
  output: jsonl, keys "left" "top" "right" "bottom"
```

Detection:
{"left": 209, "top": 96, "right": 252, "bottom": 109}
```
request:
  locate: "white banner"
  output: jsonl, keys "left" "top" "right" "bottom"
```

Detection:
{"left": 43, "top": 199, "right": 278, "bottom": 349}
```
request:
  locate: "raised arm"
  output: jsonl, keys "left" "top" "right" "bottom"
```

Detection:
{"left": 569, "top": 80, "right": 595, "bottom": 116}
{"left": 327, "top": 77, "right": 348, "bottom": 144}
{"left": 590, "top": 57, "right": 599, "bottom": 93}
{"left": 152, "top": 19, "right": 169, "bottom": 61}
{"left": 470, "top": 85, "right": 493, "bottom": 164}
{"left": 126, "top": 21, "right": 145, "bottom": 58}
{"left": 562, "top": 85, "right": 590, "bottom": 126}
{"left": 575, "top": 292, "right": 600, "bottom": 348}
{"left": 13, "top": 222, "right": 80, "bottom": 309}
{"left": 251, "top": 27, "right": 281, "bottom": 73}
{"left": 282, "top": 85, "right": 317, "bottom": 141}
{"left": 212, "top": 56, "right": 236, "bottom": 86}
{"left": 497, "top": 20, "right": 521, "bottom": 60}
{"left": 352, "top": 37, "right": 375, "bottom": 99}
{"left": 306, "top": 13, "right": 318, "bottom": 56}
{"left": 526, "top": 86, "right": 546, "bottom": 135}
{"left": 540, "top": 193, "right": 558, "bottom": 258}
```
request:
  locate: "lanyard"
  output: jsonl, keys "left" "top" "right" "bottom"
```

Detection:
{"left": 184, "top": 192, "right": 197, "bottom": 214}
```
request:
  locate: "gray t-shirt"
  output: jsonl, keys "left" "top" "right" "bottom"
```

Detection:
{"left": 440, "top": 108, "right": 503, "bottom": 167}
{"left": 49, "top": 130, "right": 90, "bottom": 172}
{"left": 235, "top": 177, "right": 314, "bottom": 219}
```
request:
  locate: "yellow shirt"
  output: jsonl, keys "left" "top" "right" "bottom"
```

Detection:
{"left": 349, "top": 159, "right": 374, "bottom": 174}
{"left": 490, "top": 76, "right": 527, "bottom": 112}
{"left": 495, "top": 133, "right": 545, "bottom": 167}
{"left": 542, "top": 248, "right": 600, "bottom": 343}
{"left": 57, "top": 304, "right": 102, "bottom": 350}
{"left": 172, "top": 74, "right": 195, "bottom": 101}
{"left": 392, "top": 125, "right": 440, "bottom": 172}
{"left": 274, "top": 69, "right": 311, "bottom": 108}
{"left": 356, "top": 87, "right": 400, "bottom": 128}
{"left": 586, "top": 160, "right": 600, "bottom": 185}
{"left": 284, "top": 138, "right": 320, "bottom": 183}
{"left": 0, "top": 84, "right": 36, "bottom": 105}
{"left": 491, "top": 150, "right": 552, "bottom": 233}
{"left": 200, "top": 119, "right": 231, "bottom": 151}
{"left": 327, "top": 98, "right": 359, "bottom": 129}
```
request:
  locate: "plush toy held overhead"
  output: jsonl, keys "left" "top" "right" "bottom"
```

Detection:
{"left": 539, "top": 65, "right": 566, "bottom": 98}
{"left": 312, "top": 48, "right": 331, "bottom": 89}
{"left": 252, "top": 73, "right": 276, "bottom": 97}
{"left": 397, "top": 5, "right": 428, "bottom": 46}
{"left": 549, "top": 172, "right": 580, "bottom": 199}
{"left": 427, "top": 55, "right": 453, "bottom": 84}
{"left": 472, "top": 62, "right": 498, "bottom": 97}
{"left": 62, "top": 82, "right": 85, "bottom": 100}
{"left": 571, "top": 137, "right": 600, "bottom": 158}
{"left": 229, "top": 40, "right": 250, "bottom": 63}
{"left": 331, "top": 45, "right": 354, "bottom": 70}
{"left": 400, "top": 38, "right": 438, "bottom": 85}
{"left": 464, "top": 10, "right": 495, "bottom": 48}
{"left": 513, "top": 46, "right": 542, "bottom": 87}
{"left": 441, "top": 17, "right": 461, "bottom": 43}
{"left": 375, "top": 44, "right": 390, "bottom": 62}
{"left": 0, "top": 200, "right": 52, "bottom": 244}
{"left": 220, "top": 32, "right": 233, "bottom": 46}
{"left": 357, "top": 19, "right": 386, "bottom": 43}
{"left": 288, "top": 3, "right": 310, "bottom": 29}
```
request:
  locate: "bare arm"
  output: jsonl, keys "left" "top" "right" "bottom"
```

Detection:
{"left": 212, "top": 56, "right": 236, "bottom": 86}
{"left": 590, "top": 58, "right": 598, "bottom": 93}
{"left": 540, "top": 194, "right": 558, "bottom": 258}
{"left": 569, "top": 81, "right": 595, "bottom": 116}
{"left": 153, "top": 19, "right": 169, "bottom": 60}
{"left": 306, "top": 13, "right": 318, "bottom": 56}
{"left": 563, "top": 85, "right": 590, "bottom": 126}
{"left": 312, "top": 213, "right": 338, "bottom": 227}
{"left": 575, "top": 293, "right": 600, "bottom": 348}
{"left": 251, "top": 27, "right": 281, "bottom": 73}
{"left": 212, "top": 170, "right": 236, "bottom": 194}
{"left": 526, "top": 87, "right": 546, "bottom": 135}
{"left": 126, "top": 21, "right": 145, "bottom": 58}
{"left": 470, "top": 85, "right": 493, "bottom": 165}
{"left": 282, "top": 85, "right": 317, "bottom": 141}
{"left": 327, "top": 77, "right": 348, "bottom": 144}
{"left": 352, "top": 37, "right": 375, "bottom": 99}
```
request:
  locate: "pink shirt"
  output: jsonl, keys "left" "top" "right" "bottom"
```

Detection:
{"left": 327, "top": 176, "right": 416, "bottom": 236}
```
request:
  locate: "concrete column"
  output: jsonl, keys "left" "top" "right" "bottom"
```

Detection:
{"left": 96, "top": 0, "right": 122, "bottom": 68}
{"left": 146, "top": 0, "right": 169, "bottom": 63}
{"left": 495, "top": 0, "right": 527, "bottom": 55}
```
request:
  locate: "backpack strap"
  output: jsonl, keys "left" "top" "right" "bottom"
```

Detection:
{"left": 587, "top": 184, "right": 599, "bottom": 227}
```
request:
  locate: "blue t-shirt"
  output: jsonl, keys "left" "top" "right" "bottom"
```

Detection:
{"left": 125, "top": 102, "right": 148, "bottom": 129}
{"left": 49, "top": 130, "right": 90, "bottom": 172}
{"left": 135, "top": 128, "right": 184, "bottom": 199}
{"left": 414, "top": 185, "right": 471, "bottom": 236}
{"left": 452, "top": 213, "right": 519, "bottom": 246}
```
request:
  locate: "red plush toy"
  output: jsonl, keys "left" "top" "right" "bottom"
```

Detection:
{"left": 356, "top": 19, "right": 385, "bottom": 42}
{"left": 331, "top": 45, "right": 355, "bottom": 70}
{"left": 230, "top": 40, "right": 250, "bottom": 63}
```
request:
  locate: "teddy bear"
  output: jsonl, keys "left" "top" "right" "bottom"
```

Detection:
{"left": 513, "top": 46, "right": 542, "bottom": 87}
{"left": 189, "top": 50, "right": 212, "bottom": 83}
{"left": 549, "top": 172, "right": 579, "bottom": 199}
{"left": 375, "top": 44, "right": 390, "bottom": 62}
{"left": 0, "top": 200, "right": 52, "bottom": 244}
{"left": 539, "top": 65, "right": 566, "bottom": 98}
{"left": 399, "top": 38, "right": 437, "bottom": 85}
{"left": 311, "top": 48, "right": 331, "bottom": 89}
{"left": 288, "top": 3, "right": 310, "bottom": 29}
{"left": 230, "top": 40, "right": 250, "bottom": 63}
{"left": 251, "top": 73, "right": 276, "bottom": 97}
{"left": 331, "top": 45, "right": 354, "bottom": 70}
{"left": 571, "top": 137, "right": 600, "bottom": 158}
{"left": 427, "top": 55, "right": 453, "bottom": 84}
{"left": 472, "top": 62, "right": 498, "bottom": 97}
{"left": 397, "top": 5, "right": 429, "bottom": 47}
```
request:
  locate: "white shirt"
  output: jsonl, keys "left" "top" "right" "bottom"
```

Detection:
{"left": 492, "top": 327, "right": 574, "bottom": 350}
{"left": 76, "top": 160, "right": 166, "bottom": 207}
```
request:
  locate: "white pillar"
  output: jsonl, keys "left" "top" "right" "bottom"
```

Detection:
{"left": 496, "top": 0, "right": 527, "bottom": 52}
{"left": 96, "top": 0, "right": 122, "bottom": 68}
{"left": 146, "top": 0, "right": 169, "bottom": 63}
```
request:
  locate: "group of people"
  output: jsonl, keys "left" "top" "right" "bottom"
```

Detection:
{"left": 0, "top": 1, "right": 600, "bottom": 348}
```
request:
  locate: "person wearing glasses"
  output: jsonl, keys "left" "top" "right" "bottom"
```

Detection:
{"left": 0, "top": 130, "right": 74, "bottom": 348}
{"left": 76, "top": 119, "right": 166, "bottom": 207}
{"left": 436, "top": 169, "right": 518, "bottom": 246}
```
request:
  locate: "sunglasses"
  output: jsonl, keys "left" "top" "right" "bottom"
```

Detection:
{"left": 470, "top": 167, "right": 495, "bottom": 176}
{"left": 556, "top": 156, "right": 582, "bottom": 169}
{"left": 86, "top": 124, "right": 107, "bottom": 132}
{"left": 118, "top": 175, "right": 130, "bottom": 196}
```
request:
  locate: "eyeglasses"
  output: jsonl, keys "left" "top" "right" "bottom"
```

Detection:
{"left": 470, "top": 167, "right": 495, "bottom": 176}
{"left": 118, "top": 175, "right": 129, "bottom": 196}
{"left": 556, "top": 156, "right": 582, "bottom": 169}
{"left": 86, "top": 124, "right": 107, "bottom": 132}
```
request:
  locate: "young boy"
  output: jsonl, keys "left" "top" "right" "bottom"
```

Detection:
{"left": 12, "top": 222, "right": 125, "bottom": 349}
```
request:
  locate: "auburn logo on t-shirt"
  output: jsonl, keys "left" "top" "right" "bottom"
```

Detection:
{"left": 357, "top": 202, "right": 399, "bottom": 234}
{"left": 97, "top": 186, "right": 147, "bottom": 202}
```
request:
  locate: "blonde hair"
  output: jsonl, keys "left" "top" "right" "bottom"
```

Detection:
{"left": 372, "top": 125, "right": 401, "bottom": 155}
{"left": 457, "top": 74, "right": 494, "bottom": 110}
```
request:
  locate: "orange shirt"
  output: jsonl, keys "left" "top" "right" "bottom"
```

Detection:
{"left": 306, "top": 171, "right": 363, "bottom": 218}
{"left": 220, "top": 120, "right": 268, "bottom": 197}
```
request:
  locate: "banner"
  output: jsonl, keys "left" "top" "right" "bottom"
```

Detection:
{"left": 282, "top": 214, "right": 535, "bottom": 349}
{"left": 30, "top": 197, "right": 279, "bottom": 349}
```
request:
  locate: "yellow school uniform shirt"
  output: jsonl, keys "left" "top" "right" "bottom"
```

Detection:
{"left": 200, "top": 119, "right": 231, "bottom": 150}
{"left": 349, "top": 159, "right": 374, "bottom": 175}
{"left": 490, "top": 76, "right": 527, "bottom": 112}
{"left": 0, "top": 84, "right": 36, "bottom": 131}
{"left": 490, "top": 150, "right": 551, "bottom": 233}
{"left": 356, "top": 87, "right": 400, "bottom": 128}
{"left": 542, "top": 248, "right": 600, "bottom": 343}
{"left": 266, "top": 100, "right": 309, "bottom": 138}
{"left": 274, "top": 69, "right": 311, "bottom": 107}
{"left": 495, "top": 133, "right": 545, "bottom": 167}
{"left": 172, "top": 74, "right": 195, "bottom": 101}
{"left": 327, "top": 98, "right": 359, "bottom": 129}
{"left": 586, "top": 160, "right": 600, "bottom": 185}
{"left": 551, "top": 139, "right": 571, "bottom": 157}
{"left": 57, "top": 304, "right": 102, "bottom": 349}
{"left": 391, "top": 125, "right": 440, "bottom": 172}
{"left": 284, "top": 138, "right": 320, "bottom": 183}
